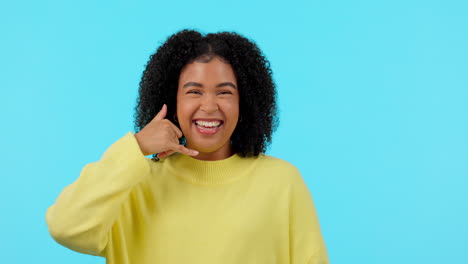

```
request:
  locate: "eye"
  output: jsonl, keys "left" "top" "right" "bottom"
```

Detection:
{"left": 187, "top": 90, "right": 202, "bottom": 95}
{"left": 218, "top": 91, "right": 232, "bottom": 95}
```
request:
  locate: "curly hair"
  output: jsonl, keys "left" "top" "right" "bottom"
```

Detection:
{"left": 134, "top": 29, "right": 278, "bottom": 160}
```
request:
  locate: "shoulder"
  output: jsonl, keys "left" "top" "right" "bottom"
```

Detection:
{"left": 256, "top": 154, "right": 300, "bottom": 171}
{"left": 253, "top": 154, "right": 302, "bottom": 182}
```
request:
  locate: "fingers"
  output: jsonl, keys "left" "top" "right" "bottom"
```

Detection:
{"left": 146, "top": 103, "right": 196, "bottom": 159}
{"left": 153, "top": 104, "right": 183, "bottom": 138}
{"left": 157, "top": 140, "right": 199, "bottom": 159}
{"left": 157, "top": 146, "right": 198, "bottom": 159}
{"left": 170, "top": 143, "right": 199, "bottom": 157}
{"left": 170, "top": 123, "right": 183, "bottom": 138}
{"left": 153, "top": 104, "right": 167, "bottom": 122}
{"left": 157, "top": 150, "right": 175, "bottom": 159}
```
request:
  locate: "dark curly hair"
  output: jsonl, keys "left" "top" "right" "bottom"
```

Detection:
{"left": 134, "top": 29, "right": 278, "bottom": 161}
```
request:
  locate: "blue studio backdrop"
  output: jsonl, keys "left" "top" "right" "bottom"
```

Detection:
{"left": 1, "top": 0, "right": 467, "bottom": 263}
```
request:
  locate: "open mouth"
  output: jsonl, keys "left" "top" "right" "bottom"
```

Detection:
{"left": 193, "top": 120, "right": 224, "bottom": 135}
{"left": 194, "top": 120, "right": 223, "bottom": 128}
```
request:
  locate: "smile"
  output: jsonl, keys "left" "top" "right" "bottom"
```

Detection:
{"left": 193, "top": 120, "right": 224, "bottom": 135}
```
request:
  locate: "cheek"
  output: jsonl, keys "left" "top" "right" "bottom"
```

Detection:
{"left": 230, "top": 97, "right": 240, "bottom": 114}
{"left": 178, "top": 106, "right": 192, "bottom": 123}
{"left": 225, "top": 101, "right": 240, "bottom": 122}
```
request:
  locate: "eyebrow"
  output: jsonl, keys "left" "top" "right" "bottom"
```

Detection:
{"left": 182, "top": 82, "right": 237, "bottom": 89}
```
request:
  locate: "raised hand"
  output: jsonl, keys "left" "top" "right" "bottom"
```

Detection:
{"left": 134, "top": 104, "right": 199, "bottom": 158}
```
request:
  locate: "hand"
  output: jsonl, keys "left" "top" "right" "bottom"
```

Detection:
{"left": 134, "top": 104, "right": 199, "bottom": 158}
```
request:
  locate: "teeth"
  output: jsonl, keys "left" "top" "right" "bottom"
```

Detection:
{"left": 195, "top": 120, "right": 221, "bottom": 127}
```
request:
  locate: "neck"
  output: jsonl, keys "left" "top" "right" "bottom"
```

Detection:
{"left": 166, "top": 151, "right": 257, "bottom": 185}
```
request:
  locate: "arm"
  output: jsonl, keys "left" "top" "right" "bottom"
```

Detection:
{"left": 289, "top": 168, "right": 330, "bottom": 264}
{"left": 45, "top": 132, "right": 151, "bottom": 257}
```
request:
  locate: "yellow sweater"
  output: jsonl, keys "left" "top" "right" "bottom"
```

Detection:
{"left": 46, "top": 132, "right": 329, "bottom": 264}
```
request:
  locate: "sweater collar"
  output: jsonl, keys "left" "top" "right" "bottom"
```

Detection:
{"left": 166, "top": 152, "right": 258, "bottom": 185}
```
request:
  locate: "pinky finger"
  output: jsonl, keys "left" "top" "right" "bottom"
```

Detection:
{"left": 156, "top": 151, "right": 167, "bottom": 159}
{"left": 171, "top": 143, "right": 199, "bottom": 156}
{"left": 158, "top": 150, "right": 175, "bottom": 159}
{"left": 179, "top": 146, "right": 199, "bottom": 157}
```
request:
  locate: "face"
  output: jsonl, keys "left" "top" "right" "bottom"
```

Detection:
{"left": 176, "top": 56, "right": 239, "bottom": 160}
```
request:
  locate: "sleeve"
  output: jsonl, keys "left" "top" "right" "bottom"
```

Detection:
{"left": 45, "top": 132, "right": 151, "bottom": 257}
{"left": 289, "top": 167, "right": 330, "bottom": 264}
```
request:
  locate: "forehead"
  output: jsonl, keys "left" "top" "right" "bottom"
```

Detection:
{"left": 178, "top": 57, "right": 237, "bottom": 84}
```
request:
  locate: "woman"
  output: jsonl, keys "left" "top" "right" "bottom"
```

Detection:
{"left": 46, "top": 29, "right": 329, "bottom": 264}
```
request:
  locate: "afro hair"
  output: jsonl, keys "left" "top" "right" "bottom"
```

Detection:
{"left": 134, "top": 29, "right": 279, "bottom": 161}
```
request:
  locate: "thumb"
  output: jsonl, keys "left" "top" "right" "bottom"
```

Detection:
{"left": 153, "top": 104, "right": 167, "bottom": 121}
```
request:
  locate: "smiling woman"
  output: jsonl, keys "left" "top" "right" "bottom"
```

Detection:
{"left": 134, "top": 29, "right": 279, "bottom": 162}
{"left": 45, "top": 29, "right": 330, "bottom": 264}
{"left": 176, "top": 56, "right": 240, "bottom": 160}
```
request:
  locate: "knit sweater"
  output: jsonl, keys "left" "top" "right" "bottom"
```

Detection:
{"left": 46, "top": 132, "right": 329, "bottom": 264}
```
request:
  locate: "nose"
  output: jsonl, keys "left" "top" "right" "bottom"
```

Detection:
{"left": 199, "top": 94, "right": 219, "bottom": 113}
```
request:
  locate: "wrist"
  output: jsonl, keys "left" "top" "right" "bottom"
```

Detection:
{"left": 134, "top": 132, "right": 149, "bottom": 156}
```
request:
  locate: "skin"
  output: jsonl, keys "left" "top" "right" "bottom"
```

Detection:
{"left": 134, "top": 56, "right": 239, "bottom": 161}
{"left": 176, "top": 56, "right": 240, "bottom": 161}
{"left": 134, "top": 104, "right": 199, "bottom": 158}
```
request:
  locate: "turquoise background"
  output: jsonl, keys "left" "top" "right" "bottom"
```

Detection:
{"left": 1, "top": 0, "right": 467, "bottom": 263}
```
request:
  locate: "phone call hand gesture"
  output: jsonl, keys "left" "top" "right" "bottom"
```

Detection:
{"left": 135, "top": 104, "right": 199, "bottom": 159}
